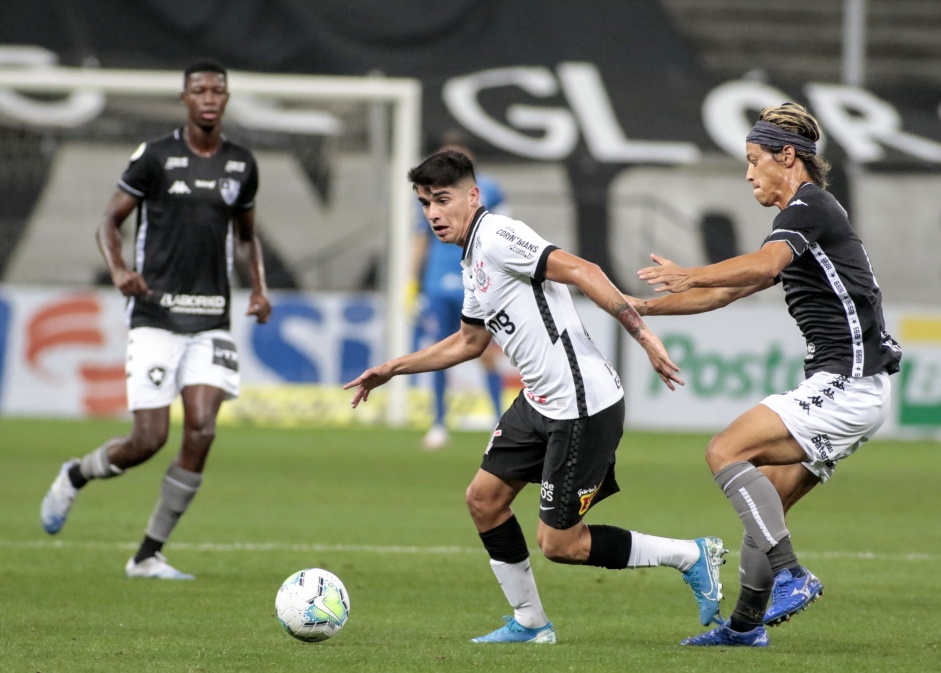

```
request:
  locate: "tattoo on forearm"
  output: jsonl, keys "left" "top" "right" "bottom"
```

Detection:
{"left": 614, "top": 302, "right": 644, "bottom": 337}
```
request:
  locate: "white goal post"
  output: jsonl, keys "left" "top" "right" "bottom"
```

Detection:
{"left": 0, "top": 64, "right": 421, "bottom": 425}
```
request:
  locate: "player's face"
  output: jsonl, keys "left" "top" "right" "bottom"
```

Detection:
{"left": 745, "top": 142, "right": 787, "bottom": 208}
{"left": 181, "top": 72, "right": 229, "bottom": 130}
{"left": 416, "top": 182, "right": 480, "bottom": 245}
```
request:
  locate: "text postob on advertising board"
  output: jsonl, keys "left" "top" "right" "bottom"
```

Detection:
{"left": 622, "top": 304, "right": 941, "bottom": 439}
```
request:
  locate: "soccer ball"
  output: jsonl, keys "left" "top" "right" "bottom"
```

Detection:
{"left": 275, "top": 568, "right": 350, "bottom": 642}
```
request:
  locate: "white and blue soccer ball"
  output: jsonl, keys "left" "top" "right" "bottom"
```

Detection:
{"left": 275, "top": 568, "right": 350, "bottom": 642}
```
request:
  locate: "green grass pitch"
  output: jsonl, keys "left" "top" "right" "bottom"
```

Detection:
{"left": 2, "top": 417, "right": 939, "bottom": 672}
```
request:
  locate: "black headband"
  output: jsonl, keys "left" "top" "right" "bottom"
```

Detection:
{"left": 746, "top": 120, "right": 817, "bottom": 155}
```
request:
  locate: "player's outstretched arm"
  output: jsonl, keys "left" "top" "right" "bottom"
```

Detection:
{"left": 344, "top": 322, "right": 491, "bottom": 407}
{"left": 544, "top": 249, "right": 684, "bottom": 390}
{"left": 96, "top": 189, "right": 151, "bottom": 298}
{"left": 626, "top": 285, "right": 761, "bottom": 317}
{"left": 633, "top": 252, "right": 780, "bottom": 315}
{"left": 638, "top": 246, "right": 789, "bottom": 293}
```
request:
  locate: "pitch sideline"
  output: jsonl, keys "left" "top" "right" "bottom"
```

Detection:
{"left": 0, "top": 539, "right": 938, "bottom": 562}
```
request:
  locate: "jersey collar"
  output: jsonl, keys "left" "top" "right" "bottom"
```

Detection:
{"left": 461, "top": 206, "right": 489, "bottom": 262}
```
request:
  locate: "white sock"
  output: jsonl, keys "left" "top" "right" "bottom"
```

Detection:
{"left": 489, "top": 559, "right": 549, "bottom": 628}
{"left": 627, "top": 532, "right": 700, "bottom": 572}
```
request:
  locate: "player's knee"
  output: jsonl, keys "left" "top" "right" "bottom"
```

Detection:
{"left": 465, "top": 485, "right": 509, "bottom": 531}
{"left": 536, "top": 529, "right": 580, "bottom": 564}
{"left": 537, "top": 536, "right": 575, "bottom": 564}
{"left": 127, "top": 428, "right": 168, "bottom": 462}
{"left": 705, "top": 433, "right": 739, "bottom": 473}
{"left": 465, "top": 483, "right": 490, "bottom": 521}
{"left": 184, "top": 418, "right": 216, "bottom": 445}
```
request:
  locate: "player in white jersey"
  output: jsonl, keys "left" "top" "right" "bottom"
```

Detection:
{"left": 632, "top": 103, "right": 901, "bottom": 647}
{"left": 346, "top": 150, "right": 729, "bottom": 643}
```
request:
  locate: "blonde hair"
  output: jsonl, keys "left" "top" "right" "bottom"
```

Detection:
{"left": 757, "top": 102, "right": 832, "bottom": 189}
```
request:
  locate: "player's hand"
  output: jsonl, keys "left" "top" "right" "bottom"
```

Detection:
{"left": 637, "top": 330, "right": 684, "bottom": 391}
{"left": 247, "top": 291, "right": 272, "bottom": 324}
{"left": 112, "top": 268, "right": 151, "bottom": 299}
{"left": 343, "top": 365, "right": 394, "bottom": 408}
{"left": 637, "top": 254, "right": 693, "bottom": 294}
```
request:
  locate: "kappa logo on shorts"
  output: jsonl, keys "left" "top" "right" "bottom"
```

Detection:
{"left": 796, "top": 395, "right": 825, "bottom": 415}
{"left": 212, "top": 338, "right": 239, "bottom": 371}
{"left": 829, "top": 376, "right": 848, "bottom": 391}
{"left": 147, "top": 366, "right": 167, "bottom": 386}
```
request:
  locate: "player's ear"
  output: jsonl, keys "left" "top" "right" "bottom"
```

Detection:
{"left": 469, "top": 185, "right": 480, "bottom": 207}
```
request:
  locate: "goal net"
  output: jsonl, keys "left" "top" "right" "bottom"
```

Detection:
{"left": 0, "top": 54, "right": 421, "bottom": 424}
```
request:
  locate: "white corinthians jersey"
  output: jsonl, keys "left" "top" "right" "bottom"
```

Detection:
{"left": 460, "top": 208, "right": 623, "bottom": 420}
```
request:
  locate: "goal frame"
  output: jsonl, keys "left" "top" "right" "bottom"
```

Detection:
{"left": 0, "top": 64, "right": 421, "bottom": 425}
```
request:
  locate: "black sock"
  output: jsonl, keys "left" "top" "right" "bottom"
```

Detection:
{"left": 479, "top": 515, "right": 529, "bottom": 564}
{"left": 730, "top": 585, "right": 771, "bottom": 632}
{"left": 133, "top": 535, "right": 164, "bottom": 564}
{"left": 67, "top": 463, "right": 88, "bottom": 489}
{"left": 585, "top": 525, "right": 632, "bottom": 569}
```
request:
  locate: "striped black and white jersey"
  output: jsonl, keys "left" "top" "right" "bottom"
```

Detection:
{"left": 117, "top": 128, "right": 258, "bottom": 333}
{"left": 765, "top": 182, "right": 901, "bottom": 378}
{"left": 460, "top": 208, "right": 623, "bottom": 420}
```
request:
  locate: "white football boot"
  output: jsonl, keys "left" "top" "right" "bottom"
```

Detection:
{"left": 41, "top": 459, "right": 80, "bottom": 534}
{"left": 125, "top": 552, "right": 195, "bottom": 580}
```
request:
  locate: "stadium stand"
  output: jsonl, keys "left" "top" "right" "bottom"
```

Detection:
{"left": 660, "top": 0, "right": 941, "bottom": 88}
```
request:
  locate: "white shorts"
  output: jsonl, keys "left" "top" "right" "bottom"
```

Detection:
{"left": 126, "top": 327, "right": 240, "bottom": 411}
{"left": 761, "top": 371, "right": 891, "bottom": 482}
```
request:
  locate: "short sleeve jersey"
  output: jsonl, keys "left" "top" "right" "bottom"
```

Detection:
{"left": 118, "top": 128, "right": 258, "bottom": 333}
{"left": 460, "top": 208, "right": 623, "bottom": 420}
{"left": 764, "top": 182, "right": 902, "bottom": 378}
{"left": 420, "top": 174, "right": 506, "bottom": 299}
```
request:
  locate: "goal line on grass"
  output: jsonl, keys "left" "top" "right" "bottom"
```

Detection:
{"left": 2, "top": 539, "right": 939, "bottom": 562}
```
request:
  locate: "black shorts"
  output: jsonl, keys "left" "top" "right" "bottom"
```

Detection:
{"left": 481, "top": 391, "right": 625, "bottom": 530}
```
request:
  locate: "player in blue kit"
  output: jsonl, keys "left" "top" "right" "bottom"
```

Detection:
{"left": 633, "top": 102, "right": 902, "bottom": 646}
{"left": 40, "top": 60, "right": 271, "bottom": 579}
